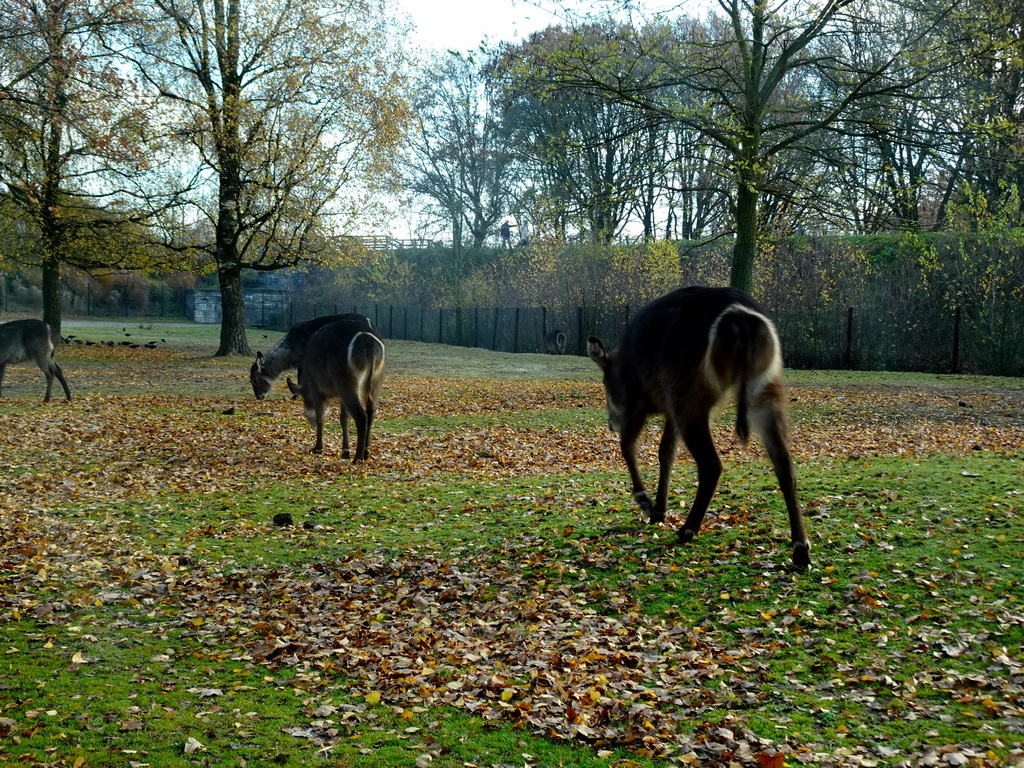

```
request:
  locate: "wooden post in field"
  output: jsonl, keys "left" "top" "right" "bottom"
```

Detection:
{"left": 576, "top": 307, "right": 584, "bottom": 356}
{"left": 951, "top": 305, "right": 961, "bottom": 374}
{"left": 845, "top": 306, "right": 854, "bottom": 369}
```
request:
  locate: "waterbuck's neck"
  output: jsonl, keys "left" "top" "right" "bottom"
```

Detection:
{"left": 260, "top": 342, "right": 300, "bottom": 379}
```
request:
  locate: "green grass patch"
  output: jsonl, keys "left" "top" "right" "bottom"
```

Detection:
{"left": 2, "top": 325, "right": 1022, "bottom": 767}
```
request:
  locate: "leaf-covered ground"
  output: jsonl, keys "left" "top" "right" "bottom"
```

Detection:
{"left": 1, "top": 335, "right": 1023, "bottom": 767}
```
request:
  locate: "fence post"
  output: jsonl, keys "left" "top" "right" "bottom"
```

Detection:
{"left": 576, "top": 307, "right": 584, "bottom": 356}
{"left": 438, "top": 308, "right": 443, "bottom": 344}
{"left": 951, "top": 305, "right": 961, "bottom": 374}
{"left": 845, "top": 306, "right": 854, "bottom": 369}
{"left": 514, "top": 308, "right": 520, "bottom": 352}
{"left": 492, "top": 308, "right": 500, "bottom": 351}
{"left": 456, "top": 307, "right": 463, "bottom": 347}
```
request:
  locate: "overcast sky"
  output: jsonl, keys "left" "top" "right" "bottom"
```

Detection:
{"left": 395, "top": 0, "right": 567, "bottom": 53}
{"left": 394, "top": 0, "right": 701, "bottom": 54}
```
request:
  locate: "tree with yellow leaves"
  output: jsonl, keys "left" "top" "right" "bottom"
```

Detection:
{"left": 0, "top": 0, "right": 159, "bottom": 334}
{"left": 128, "top": 0, "right": 413, "bottom": 355}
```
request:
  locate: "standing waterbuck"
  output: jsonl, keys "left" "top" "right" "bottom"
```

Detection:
{"left": 0, "top": 319, "right": 72, "bottom": 402}
{"left": 288, "top": 319, "right": 385, "bottom": 461}
{"left": 587, "top": 286, "right": 810, "bottom": 567}
{"left": 250, "top": 313, "right": 374, "bottom": 399}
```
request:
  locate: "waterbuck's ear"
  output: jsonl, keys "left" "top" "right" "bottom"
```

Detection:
{"left": 587, "top": 337, "right": 609, "bottom": 369}
{"left": 254, "top": 351, "right": 265, "bottom": 371}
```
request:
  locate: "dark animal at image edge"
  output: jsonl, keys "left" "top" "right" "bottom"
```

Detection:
{"left": 587, "top": 286, "right": 811, "bottom": 567}
{"left": 0, "top": 319, "right": 72, "bottom": 402}
{"left": 287, "top": 319, "right": 385, "bottom": 462}
{"left": 543, "top": 329, "right": 567, "bottom": 355}
{"left": 250, "top": 313, "right": 375, "bottom": 399}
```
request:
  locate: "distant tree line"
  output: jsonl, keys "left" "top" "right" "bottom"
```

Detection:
{"left": 2, "top": 0, "right": 1023, "bottom": 358}
{"left": 8, "top": 227, "right": 1019, "bottom": 374}
{"left": 403, "top": 1, "right": 1024, "bottom": 293}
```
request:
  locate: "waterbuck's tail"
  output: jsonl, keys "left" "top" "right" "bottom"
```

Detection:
{"left": 707, "top": 304, "right": 780, "bottom": 444}
{"left": 350, "top": 331, "right": 386, "bottom": 402}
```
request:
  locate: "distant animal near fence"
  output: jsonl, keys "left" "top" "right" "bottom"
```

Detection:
{"left": 266, "top": 299, "right": 1023, "bottom": 376}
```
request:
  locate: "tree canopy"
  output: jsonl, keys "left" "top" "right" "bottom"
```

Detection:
{"left": 127, "top": 0, "right": 413, "bottom": 354}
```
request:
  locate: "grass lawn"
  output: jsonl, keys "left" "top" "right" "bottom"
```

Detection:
{"left": 0, "top": 317, "right": 1022, "bottom": 767}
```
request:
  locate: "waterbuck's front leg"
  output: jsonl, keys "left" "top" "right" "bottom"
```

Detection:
{"left": 618, "top": 416, "right": 659, "bottom": 522}
{"left": 677, "top": 421, "right": 722, "bottom": 544}
{"left": 652, "top": 419, "right": 680, "bottom": 524}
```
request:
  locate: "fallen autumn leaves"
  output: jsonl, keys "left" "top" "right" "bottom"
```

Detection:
{"left": 1, "top": 343, "right": 1023, "bottom": 767}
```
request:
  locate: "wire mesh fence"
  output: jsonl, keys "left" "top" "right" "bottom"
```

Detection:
{"left": 278, "top": 299, "right": 1023, "bottom": 376}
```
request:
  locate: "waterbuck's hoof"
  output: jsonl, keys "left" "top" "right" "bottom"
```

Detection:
{"left": 648, "top": 511, "right": 665, "bottom": 524}
{"left": 635, "top": 493, "right": 657, "bottom": 520}
{"left": 341, "top": 450, "right": 351, "bottom": 459}
{"left": 792, "top": 542, "right": 811, "bottom": 569}
{"left": 677, "top": 528, "right": 696, "bottom": 544}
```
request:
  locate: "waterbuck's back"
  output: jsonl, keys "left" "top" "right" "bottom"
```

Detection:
{"left": 296, "top": 319, "right": 385, "bottom": 460}
{"left": 0, "top": 318, "right": 71, "bottom": 401}
{"left": 281, "top": 313, "right": 375, "bottom": 361}
{"left": 587, "top": 286, "right": 808, "bottom": 566}
{"left": 302, "top": 320, "right": 384, "bottom": 403}
{"left": 251, "top": 313, "right": 374, "bottom": 398}
{"left": 619, "top": 286, "right": 769, "bottom": 414}
{"left": 0, "top": 319, "right": 55, "bottom": 365}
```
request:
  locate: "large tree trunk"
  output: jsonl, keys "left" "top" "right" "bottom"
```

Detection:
{"left": 216, "top": 265, "right": 250, "bottom": 356}
{"left": 731, "top": 178, "right": 758, "bottom": 294}
{"left": 41, "top": 256, "right": 62, "bottom": 335}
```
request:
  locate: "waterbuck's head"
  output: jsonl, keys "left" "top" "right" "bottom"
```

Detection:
{"left": 587, "top": 337, "right": 626, "bottom": 435}
{"left": 250, "top": 352, "right": 273, "bottom": 399}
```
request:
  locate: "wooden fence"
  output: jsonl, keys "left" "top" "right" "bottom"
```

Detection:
{"left": 273, "top": 300, "right": 1024, "bottom": 376}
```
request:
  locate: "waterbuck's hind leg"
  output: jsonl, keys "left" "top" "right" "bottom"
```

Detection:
{"left": 751, "top": 395, "right": 810, "bottom": 567}
{"left": 51, "top": 363, "right": 71, "bottom": 401}
{"left": 32, "top": 351, "right": 57, "bottom": 401}
{"left": 362, "top": 397, "right": 377, "bottom": 461}
{"left": 311, "top": 403, "right": 325, "bottom": 454}
{"left": 676, "top": 421, "right": 722, "bottom": 544}
{"left": 338, "top": 387, "right": 368, "bottom": 463}
{"left": 338, "top": 403, "right": 351, "bottom": 459}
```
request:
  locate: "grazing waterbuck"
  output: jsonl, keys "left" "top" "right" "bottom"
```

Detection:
{"left": 587, "top": 286, "right": 810, "bottom": 567}
{"left": 288, "top": 319, "right": 385, "bottom": 462}
{"left": 0, "top": 319, "right": 72, "bottom": 402}
{"left": 250, "top": 313, "right": 375, "bottom": 399}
